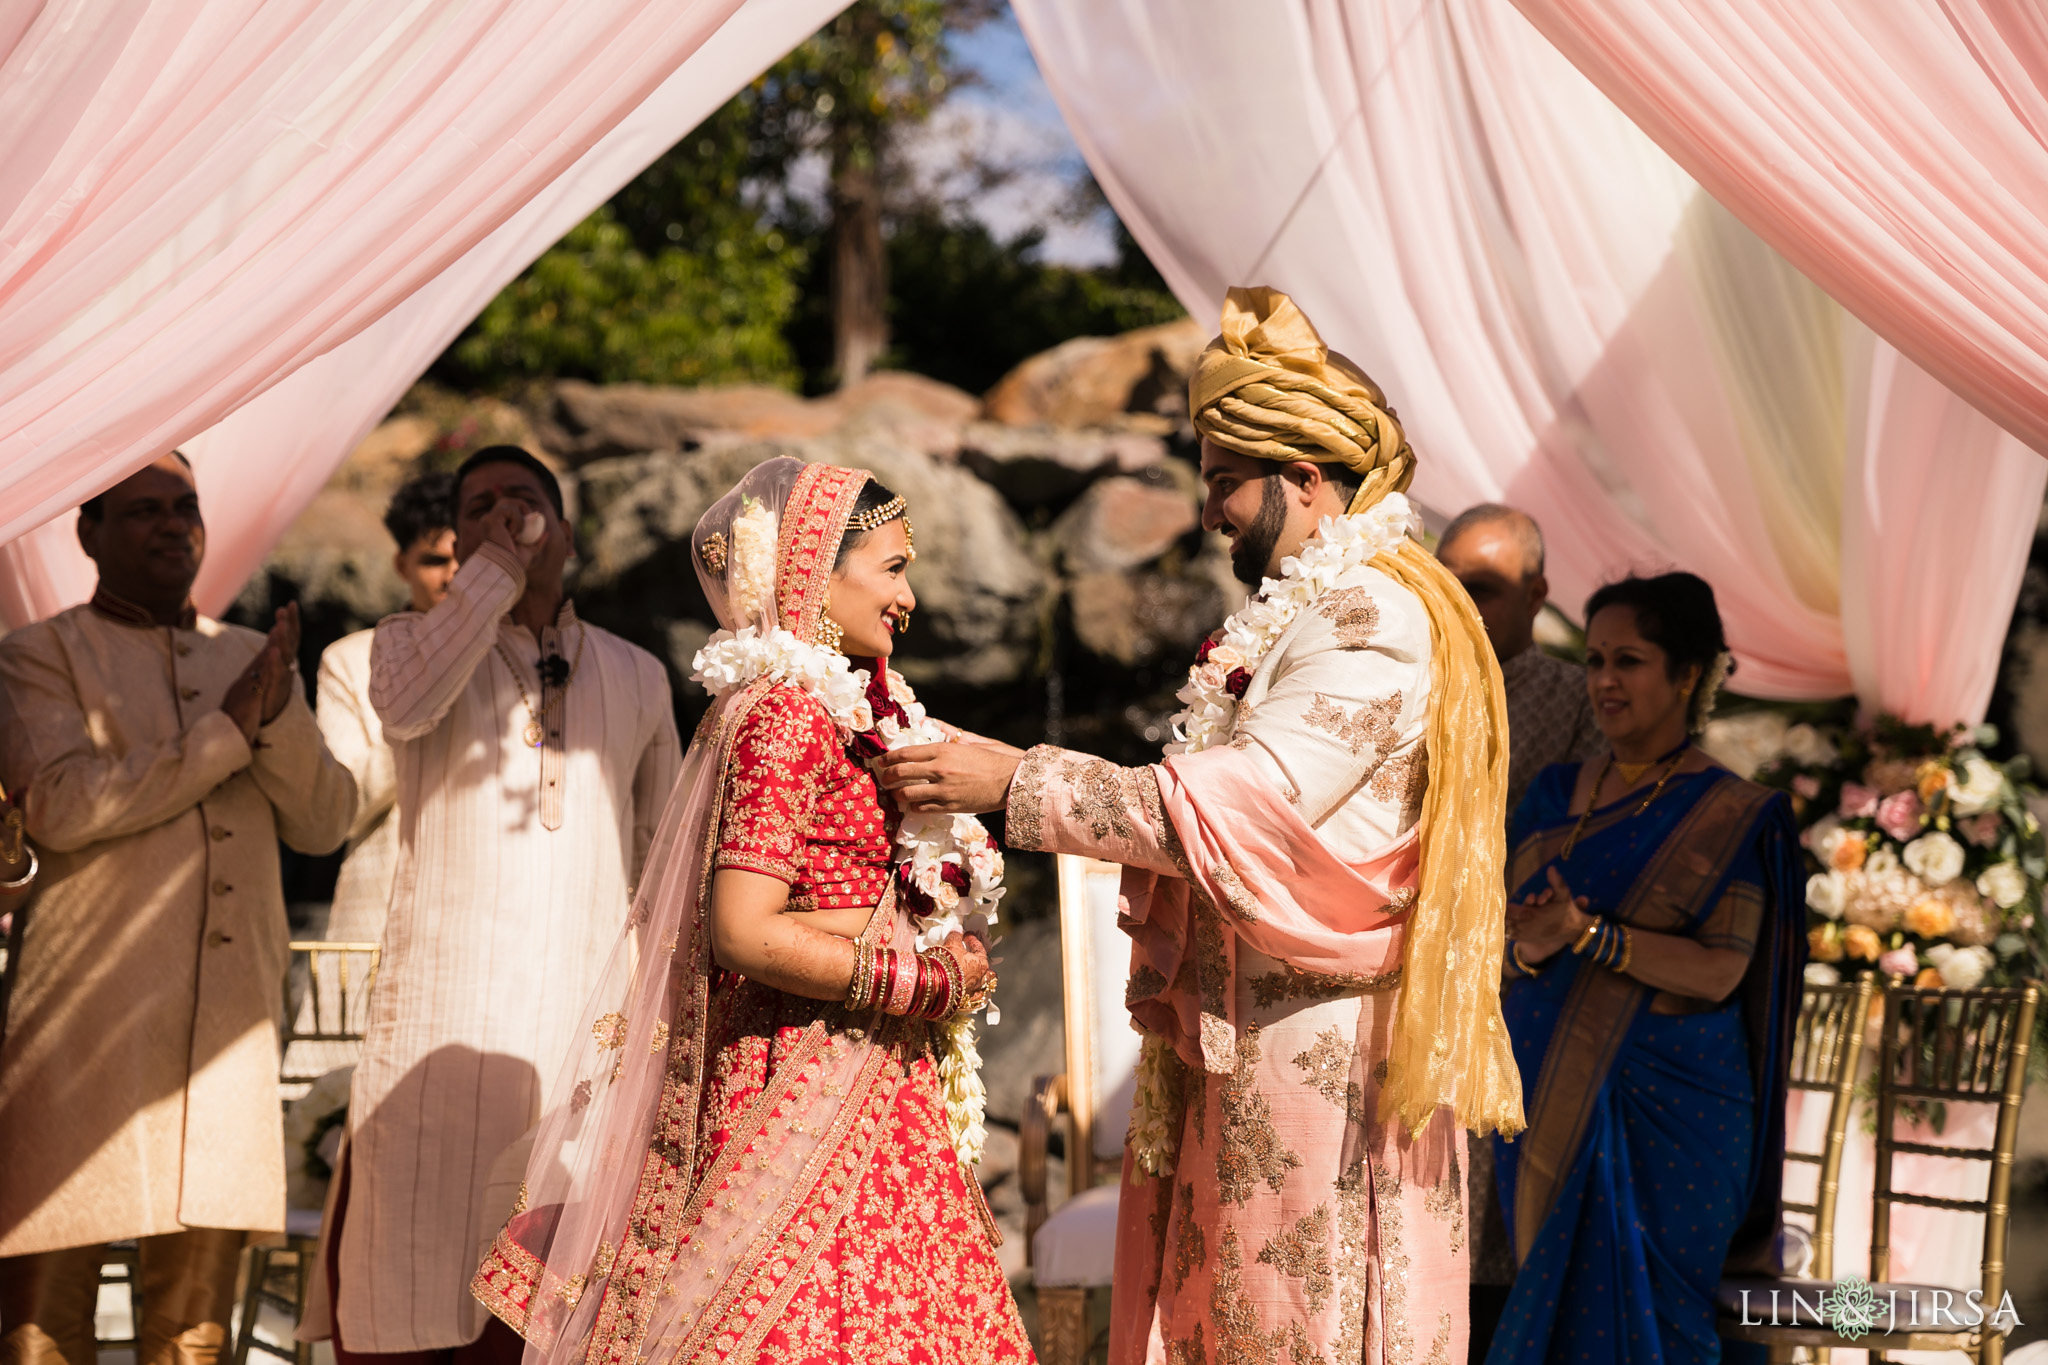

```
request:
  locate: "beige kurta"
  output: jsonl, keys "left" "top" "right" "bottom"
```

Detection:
{"left": 336, "top": 542, "right": 680, "bottom": 1351}
{"left": 315, "top": 627, "right": 399, "bottom": 944}
{"left": 0, "top": 602, "right": 357, "bottom": 1255}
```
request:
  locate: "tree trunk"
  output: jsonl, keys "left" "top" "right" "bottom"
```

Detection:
{"left": 829, "top": 141, "right": 887, "bottom": 389}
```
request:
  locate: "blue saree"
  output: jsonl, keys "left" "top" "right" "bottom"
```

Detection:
{"left": 1486, "top": 763, "right": 1806, "bottom": 1365}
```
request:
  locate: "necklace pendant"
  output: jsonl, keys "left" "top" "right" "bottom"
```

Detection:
{"left": 524, "top": 721, "right": 545, "bottom": 748}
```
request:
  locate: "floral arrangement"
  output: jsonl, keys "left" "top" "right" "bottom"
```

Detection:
{"left": 1169, "top": 493, "right": 1418, "bottom": 754}
{"left": 1753, "top": 716, "right": 2047, "bottom": 993}
{"left": 691, "top": 625, "right": 1001, "bottom": 1165}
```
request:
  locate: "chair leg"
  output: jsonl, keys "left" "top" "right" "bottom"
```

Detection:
{"left": 1037, "top": 1286, "right": 1090, "bottom": 1365}
{"left": 231, "top": 1247, "right": 270, "bottom": 1365}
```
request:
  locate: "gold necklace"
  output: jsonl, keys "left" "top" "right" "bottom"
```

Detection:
{"left": 495, "top": 623, "right": 587, "bottom": 748}
{"left": 1559, "top": 743, "right": 1689, "bottom": 860}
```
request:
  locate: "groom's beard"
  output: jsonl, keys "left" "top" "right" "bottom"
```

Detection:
{"left": 1229, "top": 476, "right": 1288, "bottom": 586}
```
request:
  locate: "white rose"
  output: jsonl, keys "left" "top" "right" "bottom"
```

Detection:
{"left": 1995, "top": 932, "right": 2029, "bottom": 960}
{"left": 1933, "top": 944, "right": 1994, "bottom": 990}
{"left": 1864, "top": 846, "right": 1901, "bottom": 878}
{"left": 1949, "top": 755, "right": 2005, "bottom": 816}
{"left": 1976, "top": 860, "right": 2028, "bottom": 909}
{"left": 1804, "top": 963, "right": 1842, "bottom": 986}
{"left": 1784, "top": 724, "right": 1839, "bottom": 769}
{"left": 1902, "top": 832, "right": 1965, "bottom": 887}
{"left": 1806, "top": 873, "right": 1847, "bottom": 921}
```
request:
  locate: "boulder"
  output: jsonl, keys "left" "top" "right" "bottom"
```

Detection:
{"left": 982, "top": 317, "right": 1206, "bottom": 429}
{"left": 956, "top": 423, "right": 1166, "bottom": 510}
{"left": 974, "top": 915, "right": 1066, "bottom": 1129}
{"left": 1050, "top": 467, "right": 1201, "bottom": 576}
{"left": 1068, "top": 565, "right": 1227, "bottom": 668}
{"left": 542, "top": 371, "right": 981, "bottom": 465}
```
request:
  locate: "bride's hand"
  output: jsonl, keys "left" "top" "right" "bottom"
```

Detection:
{"left": 942, "top": 930, "right": 991, "bottom": 1002}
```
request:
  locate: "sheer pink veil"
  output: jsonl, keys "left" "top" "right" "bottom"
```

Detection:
{"left": 478, "top": 457, "right": 892, "bottom": 1363}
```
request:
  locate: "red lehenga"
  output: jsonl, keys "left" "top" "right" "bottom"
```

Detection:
{"left": 471, "top": 459, "right": 1032, "bottom": 1365}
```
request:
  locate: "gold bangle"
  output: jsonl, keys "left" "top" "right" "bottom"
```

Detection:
{"left": 1510, "top": 943, "right": 1544, "bottom": 976}
{"left": 1612, "top": 926, "right": 1633, "bottom": 976}
{"left": 1571, "top": 918, "right": 1602, "bottom": 956}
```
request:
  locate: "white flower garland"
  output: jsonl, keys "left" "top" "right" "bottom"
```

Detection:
{"left": 690, "top": 626, "right": 1002, "bottom": 1164}
{"left": 1168, "top": 493, "right": 1418, "bottom": 755}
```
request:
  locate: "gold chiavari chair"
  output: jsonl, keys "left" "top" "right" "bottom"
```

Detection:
{"left": 1720, "top": 980, "right": 2039, "bottom": 1365}
{"left": 232, "top": 941, "right": 381, "bottom": 1365}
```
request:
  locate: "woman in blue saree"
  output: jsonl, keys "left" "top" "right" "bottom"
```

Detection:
{"left": 1488, "top": 573, "right": 1805, "bottom": 1365}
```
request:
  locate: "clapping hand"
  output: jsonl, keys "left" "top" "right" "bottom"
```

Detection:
{"left": 1503, "top": 866, "right": 1594, "bottom": 965}
{"left": 222, "top": 603, "right": 300, "bottom": 741}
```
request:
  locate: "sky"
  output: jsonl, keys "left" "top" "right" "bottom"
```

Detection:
{"left": 899, "top": 4, "right": 1122, "bottom": 267}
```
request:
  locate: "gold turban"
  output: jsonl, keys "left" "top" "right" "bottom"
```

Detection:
{"left": 1192, "top": 286, "right": 1523, "bottom": 1140}
{"left": 1189, "top": 286, "right": 1415, "bottom": 515}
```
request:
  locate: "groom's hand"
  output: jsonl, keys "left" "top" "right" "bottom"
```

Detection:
{"left": 875, "top": 742, "right": 1022, "bottom": 815}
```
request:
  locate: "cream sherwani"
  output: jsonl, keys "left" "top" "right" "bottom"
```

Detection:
{"left": 316, "top": 627, "right": 399, "bottom": 944}
{"left": 0, "top": 602, "right": 356, "bottom": 1255}
{"left": 1008, "top": 561, "right": 1472, "bottom": 1365}
{"left": 336, "top": 541, "right": 680, "bottom": 1350}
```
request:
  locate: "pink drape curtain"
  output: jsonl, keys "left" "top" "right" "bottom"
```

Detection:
{"left": 0, "top": 0, "right": 850, "bottom": 625}
{"left": 1510, "top": 0, "right": 2048, "bottom": 459}
{"left": 1011, "top": 0, "right": 2044, "bottom": 727}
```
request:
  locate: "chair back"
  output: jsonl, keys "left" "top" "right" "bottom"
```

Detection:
{"left": 1781, "top": 975, "right": 1875, "bottom": 1278}
{"left": 280, "top": 940, "right": 381, "bottom": 1095}
{"left": 1055, "top": 854, "right": 1143, "bottom": 1193}
{"left": 1870, "top": 982, "right": 2039, "bottom": 1318}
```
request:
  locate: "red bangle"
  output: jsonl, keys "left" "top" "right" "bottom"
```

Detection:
{"left": 883, "top": 950, "right": 917, "bottom": 1016}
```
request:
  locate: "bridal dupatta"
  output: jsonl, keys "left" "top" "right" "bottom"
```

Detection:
{"left": 469, "top": 460, "right": 1017, "bottom": 1364}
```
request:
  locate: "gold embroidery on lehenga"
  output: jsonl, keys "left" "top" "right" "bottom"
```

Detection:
{"left": 1257, "top": 1204, "right": 1335, "bottom": 1312}
{"left": 1303, "top": 691, "right": 1402, "bottom": 758}
{"left": 1424, "top": 1147, "right": 1466, "bottom": 1256}
{"left": 647, "top": 1020, "right": 670, "bottom": 1054}
{"left": 1249, "top": 964, "right": 1403, "bottom": 1009}
{"left": 1211, "top": 862, "right": 1261, "bottom": 923}
{"left": 1209, "top": 1226, "right": 1288, "bottom": 1365}
{"left": 1315, "top": 586, "right": 1382, "bottom": 649}
{"left": 1292, "top": 1028, "right": 1354, "bottom": 1109}
{"left": 1167, "top": 1321, "right": 1207, "bottom": 1365}
{"left": 1216, "top": 1026, "right": 1302, "bottom": 1205}
{"left": 1135, "top": 766, "right": 1195, "bottom": 880}
{"left": 1172, "top": 1182, "right": 1207, "bottom": 1292}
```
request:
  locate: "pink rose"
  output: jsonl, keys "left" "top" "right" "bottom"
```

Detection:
{"left": 1792, "top": 775, "right": 1822, "bottom": 800}
{"left": 1194, "top": 661, "right": 1230, "bottom": 692}
{"left": 1876, "top": 790, "right": 1925, "bottom": 842}
{"left": 1838, "top": 782, "right": 1880, "bottom": 819}
{"left": 1878, "top": 945, "right": 1920, "bottom": 978}
{"left": 1960, "top": 812, "right": 2004, "bottom": 848}
{"left": 1207, "top": 644, "right": 1245, "bottom": 672}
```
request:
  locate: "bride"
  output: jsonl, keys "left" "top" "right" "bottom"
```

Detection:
{"left": 471, "top": 458, "right": 1033, "bottom": 1363}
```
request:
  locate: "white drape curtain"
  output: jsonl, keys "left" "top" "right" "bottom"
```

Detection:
{"left": 1011, "top": 0, "right": 2043, "bottom": 726}
{"left": 1511, "top": 0, "right": 2048, "bottom": 458}
{"left": 0, "top": 0, "right": 850, "bottom": 625}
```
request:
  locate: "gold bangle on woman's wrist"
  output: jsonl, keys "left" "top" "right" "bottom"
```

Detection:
{"left": 1570, "top": 918, "right": 1602, "bottom": 955}
{"left": 1510, "top": 943, "right": 1545, "bottom": 976}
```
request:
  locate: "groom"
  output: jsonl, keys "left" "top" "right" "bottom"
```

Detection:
{"left": 879, "top": 288, "right": 1521, "bottom": 1364}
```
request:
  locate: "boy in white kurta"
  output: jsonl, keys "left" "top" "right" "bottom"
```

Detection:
{"left": 320, "top": 449, "right": 679, "bottom": 1360}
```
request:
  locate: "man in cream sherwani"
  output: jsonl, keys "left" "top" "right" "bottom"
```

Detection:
{"left": 311, "top": 446, "right": 679, "bottom": 1364}
{"left": 880, "top": 289, "right": 1522, "bottom": 1365}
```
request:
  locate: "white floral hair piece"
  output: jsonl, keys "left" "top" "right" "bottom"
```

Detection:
{"left": 1692, "top": 650, "right": 1733, "bottom": 734}
{"left": 727, "top": 495, "right": 780, "bottom": 629}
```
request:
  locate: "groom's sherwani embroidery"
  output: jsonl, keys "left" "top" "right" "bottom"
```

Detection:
{"left": 1008, "top": 558, "right": 1469, "bottom": 1365}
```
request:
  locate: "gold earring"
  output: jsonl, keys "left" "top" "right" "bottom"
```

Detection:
{"left": 818, "top": 616, "right": 844, "bottom": 653}
{"left": 897, "top": 608, "right": 910, "bottom": 637}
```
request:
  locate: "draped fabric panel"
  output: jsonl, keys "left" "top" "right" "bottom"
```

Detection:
{"left": 1011, "top": 0, "right": 2043, "bottom": 726}
{"left": 0, "top": 0, "right": 851, "bottom": 625}
{"left": 1510, "top": 0, "right": 2048, "bottom": 459}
